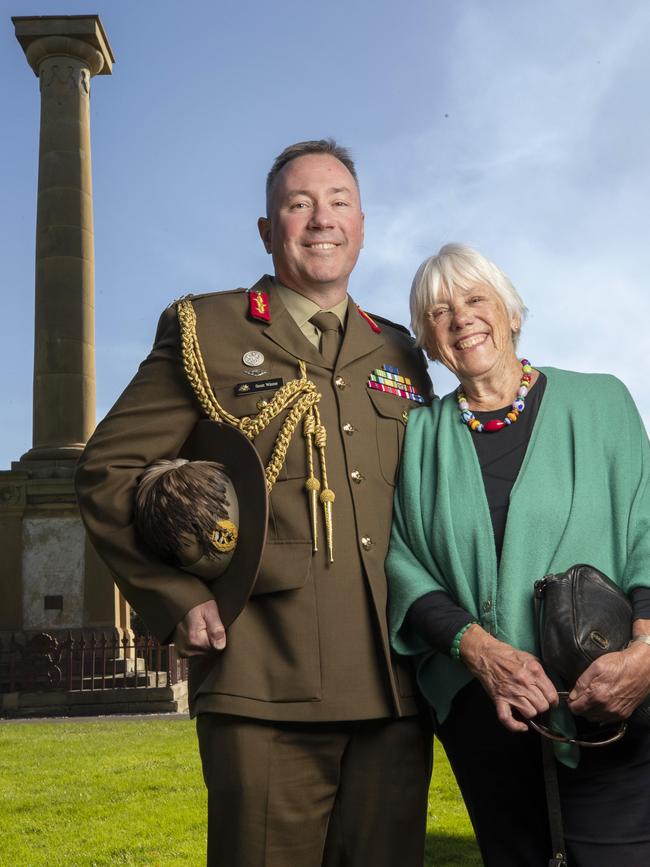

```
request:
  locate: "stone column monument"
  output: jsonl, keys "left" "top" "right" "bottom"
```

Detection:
{"left": 17, "top": 14, "right": 112, "bottom": 467}
{"left": 0, "top": 16, "right": 128, "bottom": 641}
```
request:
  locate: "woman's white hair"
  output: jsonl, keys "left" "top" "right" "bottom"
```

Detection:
{"left": 410, "top": 243, "right": 528, "bottom": 350}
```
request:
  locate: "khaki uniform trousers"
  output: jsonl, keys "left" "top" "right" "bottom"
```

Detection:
{"left": 197, "top": 713, "right": 432, "bottom": 867}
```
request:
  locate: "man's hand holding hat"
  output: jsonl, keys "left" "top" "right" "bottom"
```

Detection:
{"left": 173, "top": 599, "right": 226, "bottom": 656}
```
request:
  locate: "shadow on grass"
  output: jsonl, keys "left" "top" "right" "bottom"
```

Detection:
{"left": 424, "top": 831, "right": 483, "bottom": 866}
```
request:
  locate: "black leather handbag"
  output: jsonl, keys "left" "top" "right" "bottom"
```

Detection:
{"left": 534, "top": 563, "right": 650, "bottom": 730}
{"left": 533, "top": 564, "right": 650, "bottom": 867}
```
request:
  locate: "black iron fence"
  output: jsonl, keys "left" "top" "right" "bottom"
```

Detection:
{"left": 0, "top": 631, "right": 188, "bottom": 694}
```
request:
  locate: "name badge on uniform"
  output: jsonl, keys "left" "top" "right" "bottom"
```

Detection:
{"left": 367, "top": 365, "right": 424, "bottom": 403}
{"left": 234, "top": 378, "right": 283, "bottom": 396}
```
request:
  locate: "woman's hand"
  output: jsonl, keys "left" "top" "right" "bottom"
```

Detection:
{"left": 460, "top": 625, "right": 559, "bottom": 732}
{"left": 567, "top": 641, "right": 650, "bottom": 722}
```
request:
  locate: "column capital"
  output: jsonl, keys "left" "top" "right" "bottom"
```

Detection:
{"left": 13, "top": 15, "right": 114, "bottom": 76}
{"left": 25, "top": 36, "right": 105, "bottom": 79}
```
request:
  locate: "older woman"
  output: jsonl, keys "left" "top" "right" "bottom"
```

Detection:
{"left": 386, "top": 244, "right": 650, "bottom": 867}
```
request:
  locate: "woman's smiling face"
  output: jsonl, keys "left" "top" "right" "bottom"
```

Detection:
{"left": 423, "top": 284, "right": 520, "bottom": 384}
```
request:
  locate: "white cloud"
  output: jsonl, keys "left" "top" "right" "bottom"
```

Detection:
{"left": 349, "top": 1, "right": 650, "bottom": 426}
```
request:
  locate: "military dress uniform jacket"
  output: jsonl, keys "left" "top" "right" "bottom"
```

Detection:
{"left": 75, "top": 275, "right": 432, "bottom": 722}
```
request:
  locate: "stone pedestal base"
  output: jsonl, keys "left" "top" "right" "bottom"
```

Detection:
{"left": 0, "top": 467, "right": 129, "bottom": 635}
{"left": 15, "top": 452, "right": 83, "bottom": 477}
{"left": 1, "top": 682, "right": 189, "bottom": 718}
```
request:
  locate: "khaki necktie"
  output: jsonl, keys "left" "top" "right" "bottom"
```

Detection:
{"left": 309, "top": 312, "right": 342, "bottom": 366}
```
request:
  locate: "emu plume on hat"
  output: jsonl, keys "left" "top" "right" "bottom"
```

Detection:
{"left": 134, "top": 458, "right": 239, "bottom": 580}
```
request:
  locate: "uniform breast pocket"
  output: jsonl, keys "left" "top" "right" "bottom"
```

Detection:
{"left": 212, "top": 383, "right": 288, "bottom": 482}
{"left": 366, "top": 389, "right": 409, "bottom": 486}
{"left": 214, "top": 383, "right": 273, "bottom": 420}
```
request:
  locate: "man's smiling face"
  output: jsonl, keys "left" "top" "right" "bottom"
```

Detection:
{"left": 258, "top": 153, "right": 364, "bottom": 304}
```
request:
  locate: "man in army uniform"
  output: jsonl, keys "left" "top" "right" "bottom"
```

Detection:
{"left": 75, "top": 139, "right": 433, "bottom": 866}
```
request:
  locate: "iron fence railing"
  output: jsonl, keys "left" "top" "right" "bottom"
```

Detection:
{"left": 0, "top": 631, "right": 188, "bottom": 694}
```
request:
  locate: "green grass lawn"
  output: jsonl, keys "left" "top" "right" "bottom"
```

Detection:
{"left": 0, "top": 718, "right": 480, "bottom": 866}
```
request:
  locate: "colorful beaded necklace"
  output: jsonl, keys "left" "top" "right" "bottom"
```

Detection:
{"left": 457, "top": 359, "right": 533, "bottom": 433}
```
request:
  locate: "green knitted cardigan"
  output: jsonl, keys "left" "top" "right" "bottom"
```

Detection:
{"left": 387, "top": 367, "right": 650, "bottom": 724}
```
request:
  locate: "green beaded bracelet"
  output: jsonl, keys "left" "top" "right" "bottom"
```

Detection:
{"left": 450, "top": 621, "right": 477, "bottom": 660}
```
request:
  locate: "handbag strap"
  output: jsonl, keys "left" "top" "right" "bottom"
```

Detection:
{"left": 533, "top": 577, "right": 547, "bottom": 656}
{"left": 535, "top": 579, "right": 569, "bottom": 866}
{"left": 542, "top": 737, "right": 568, "bottom": 867}
{"left": 527, "top": 700, "right": 627, "bottom": 747}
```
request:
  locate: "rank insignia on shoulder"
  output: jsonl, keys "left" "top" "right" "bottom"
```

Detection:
{"left": 248, "top": 289, "right": 271, "bottom": 323}
{"left": 367, "top": 365, "right": 424, "bottom": 403}
{"left": 356, "top": 305, "right": 382, "bottom": 333}
{"left": 234, "top": 378, "right": 283, "bottom": 396}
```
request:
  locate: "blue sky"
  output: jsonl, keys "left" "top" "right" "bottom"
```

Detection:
{"left": 2, "top": 0, "right": 649, "bottom": 467}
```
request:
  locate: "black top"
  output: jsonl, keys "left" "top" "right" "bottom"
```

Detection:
{"left": 469, "top": 372, "right": 547, "bottom": 559}
{"left": 403, "top": 373, "right": 650, "bottom": 652}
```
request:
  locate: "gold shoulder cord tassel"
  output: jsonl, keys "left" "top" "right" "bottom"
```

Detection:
{"left": 303, "top": 411, "right": 320, "bottom": 552}
{"left": 176, "top": 298, "right": 335, "bottom": 560}
{"left": 313, "top": 405, "right": 335, "bottom": 562}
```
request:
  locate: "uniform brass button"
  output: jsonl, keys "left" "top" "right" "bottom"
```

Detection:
{"left": 342, "top": 423, "right": 357, "bottom": 435}
{"left": 256, "top": 399, "right": 269, "bottom": 410}
{"left": 361, "top": 536, "right": 373, "bottom": 551}
{"left": 482, "top": 599, "right": 492, "bottom": 613}
{"left": 335, "top": 376, "right": 348, "bottom": 389}
{"left": 350, "top": 470, "right": 365, "bottom": 484}
{"left": 401, "top": 410, "right": 409, "bottom": 424}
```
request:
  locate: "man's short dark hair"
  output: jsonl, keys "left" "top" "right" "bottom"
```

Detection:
{"left": 265, "top": 138, "right": 359, "bottom": 214}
